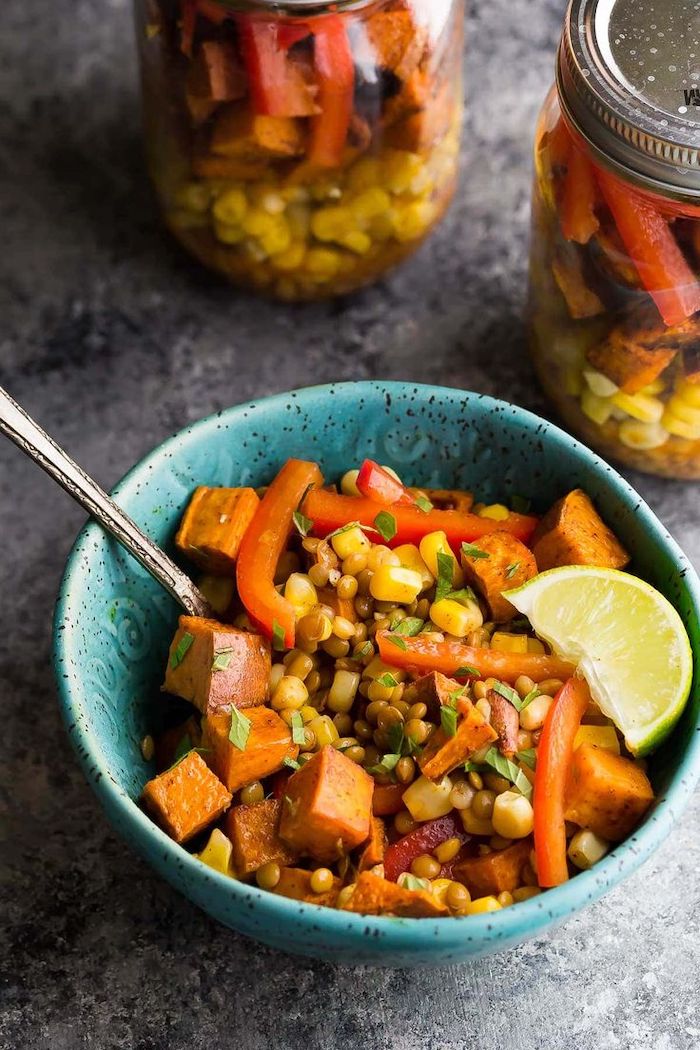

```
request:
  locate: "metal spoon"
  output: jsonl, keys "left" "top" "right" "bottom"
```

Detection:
{"left": 0, "top": 385, "right": 213, "bottom": 618}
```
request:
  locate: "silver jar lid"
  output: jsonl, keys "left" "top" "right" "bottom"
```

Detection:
{"left": 558, "top": 0, "right": 700, "bottom": 199}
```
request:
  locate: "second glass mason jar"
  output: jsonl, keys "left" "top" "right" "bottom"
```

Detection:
{"left": 529, "top": 0, "right": 700, "bottom": 479}
{"left": 135, "top": 0, "right": 464, "bottom": 300}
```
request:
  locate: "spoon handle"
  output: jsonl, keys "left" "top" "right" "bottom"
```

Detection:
{"left": 0, "top": 386, "right": 213, "bottom": 618}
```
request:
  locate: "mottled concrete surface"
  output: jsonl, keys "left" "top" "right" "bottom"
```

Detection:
{"left": 1, "top": 0, "right": 699, "bottom": 1046}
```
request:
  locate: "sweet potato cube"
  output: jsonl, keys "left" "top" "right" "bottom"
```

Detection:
{"left": 185, "top": 40, "right": 247, "bottom": 123}
{"left": 175, "top": 486, "right": 260, "bottom": 573}
{"left": 341, "top": 872, "right": 447, "bottom": 917}
{"left": 552, "top": 247, "right": 604, "bottom": 320}
{"left": 585, "top": 301, "right": 694, "bottom": 394}
{"left": 564, "top": 744, "right": 654, "bottom": 842}
{"left": 407, "top": 670, "right": 463, "bottom": 722}
{"left": 202, "top": 706, "right": 298, "bottom": 794}
{"left": 461, "top": 532, "right": 538, "bottom": 622}
{"left": 358, "top": 816, "right": 387, "bottom": 872}
{"left": 532, "top": 489, "right": 629, "bottom": 573}
{"left": 211, "top": 103, "right": 306, "bottom": 159}
{"left": 279, "top": 746, "right": 374, "bottom": 863}
{"left": 271, "top": 867, "right": 342, "bottom": 908}
{"left": 418, "top": 698, "right": 497, "bottom": 779}
{"left": 163, "top": 616, "right": 270, "bottom": 715}
{"left": 453, "top": 839, "right": 531, "bottom": 897}
{"left": 141, "top": 751, "right": 231, "bottom": 844}
{"left": 154, "top": 714, "right": 201, "bottom": 772}
{"left": 488, "top": 689, "right": 519, "bottom": 758}
{"left": 225, "top": 799, "right": 297, "bottom": 877}
{"left": 366, "top": 10, "right": 427, "bottom": 80}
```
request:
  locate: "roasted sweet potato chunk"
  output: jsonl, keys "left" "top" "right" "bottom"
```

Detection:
{"left": 279, "top": 746, "right": 374, "bottom": 863}
{"left": 564, "top": 744, "right": 654, "bottom": 842}
{"left": 552, "top": 247, "right": 604, "bottom": 319}
{"left": 358, "top": 816, "right": 387, "bottom": 872}
{"left": 141, "top": 751, "right": 231, "bottom": 844}
{"left": 202, "top": 706, "right": 298, "bottom": 794}
{"left": 211, "top": 103, "right": 306, "bottom": 159}
{"left": 586, "top": 302, "right": 694, "bottom": 394}
{"left": 225, "top": 799, "right": 297, "bottom": 877}
{"left": 185, "top": 40, "right": 247, "bottom": 123}
{"left": 366, "top": 10, "right": 427, "bottom": 80}
{"left": 531, "top": 490, "right": 629, "bottom": 572}
{"left": 341, "top": 872, "right": 447, "bottom": 917}
{"left": 453, "top": 839, "right": 531, "bottom": 897}
{"left": 175, "top": 486, "right": 260, "bottom": 573}
{"left": 271, "top": 867, "right": 342, "bottom": 908}
{"left": 407, "top": 670, "right": 463, "bottom": 722}
{"left": 488, "top": 689, "right": 519, "bottom": 758}
{"left": 163, "top": 616, "right": 270, "bottom": 715}
{"left": 418, "top": 698, "right": 497, "bottom": 779}
{"left": 460, "top": 532, "right": 538, "bottom": 622}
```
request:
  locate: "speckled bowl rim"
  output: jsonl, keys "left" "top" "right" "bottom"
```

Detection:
{"left": 53, "top": 381, "right": 700, "bottom": 957}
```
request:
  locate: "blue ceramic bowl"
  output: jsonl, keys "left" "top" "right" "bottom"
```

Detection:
{"left": 54, "top": 381, "right": 700, "bottom": 967}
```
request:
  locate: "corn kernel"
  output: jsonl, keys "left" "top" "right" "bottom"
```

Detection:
{"left": 305, "top": 248, "right": 342, "bottom": 280}
{"left": 347, "top": 156, "right": 381, "bottom": 192}
{"left": 581, "top": 388, "right": 613, "bottom": 427}
{"left": 419, "top": 531, "right": 464, "bottom": 587}
{"left": 242, "top": 207, "right": 278, "bottom": 238}
{"left": 308, "top": 714, "right": 339, "bottom": 748}
{"left": 568, "top": 828, "right": 609, "bottom": 870}
{"left": 582, "top": 368, "right": 619, "bottom": 398}
{"left": 331, "top": 525, "right": 370, "bottom": 560}
{"left": 340, "top": 230, "right": 372, "bottom": 254}
{"left": 394, "top": 200, "right": 434, "bottom": 242}
{"left": 370, "top": 565, "right": 423, "bottom": 604}
{"left": 430, "top": 877, "right": 453, "bottom": 907}
{"left": 640, "top": 378, "right": 666, "bottom": 397}
{"left": 284, "top": 572, "right": 318, "bottom": 616}
{"left": 611, "top": 391, "right": 664, "bottom": 424}
{"left": 402, "top": 774, "right": 453, "bottom": 821}
{"left": 287, "top": 202, "right": 311, "bottom": 240}
{"left": 350, "top": 187, "right": 391, "bottom": 223}
{"left": 212, "top": 187, "right": 247, "bottom": 225}
{"left": 382, "top": 150, "right": 423, "bottom": 193}
{"left": 177, "top": 182, "right": 212, "bottom": 213}
{"left": 369, "top": 212, "right": 396, "bottom": 241}
{"left": 430, "top": 597, "right": 483, "bottom": 638}
{"left": 676, "top": 378, "right": 700, "bottom": 408}
{"left": 311, "top": 206, "right": 355, "bottom": 243}
{"left": 195, "top": 828, "right": 233, "bottom": 876}
{"left": 260, "top": 218, "right": 292, "bottom": 256}
{"left": 478, "top": 504, "right": 510, "bottom": 521}
{"left": 618, "top": 419, "right": 671, "bottom": 449}
{"left": 340, "top": 469, "right": 361, "bottom": 497}
{"left": 393, "top": 543, "right": 434, "bottom": 590}
{"left": 574, "top": 724, "right": 620, "bottom": 754}
{"left": 465, "top": 896, "right": 502, "bottom": 915}
{"left": 660, "top": 411, "right": 700, "bottom": 441}
{"left": 527, "top": 637, "right": 546, "bottom": 654}
{"left": 491, "top": 631, "right": 528, "bottom": 654}
{"left": 214, "top": 222, "right": 246, "bottom": 245}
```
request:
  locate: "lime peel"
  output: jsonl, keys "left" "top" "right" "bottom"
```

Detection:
{"left": 504, "top": 566, "right": 693, "bottom": 756}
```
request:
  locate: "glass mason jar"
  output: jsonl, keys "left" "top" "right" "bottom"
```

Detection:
{"left": 529, "top": 0, "right": 700, "bottom": 479}
{"left": 135, "top": 0, "right": 464, "bottom": 300}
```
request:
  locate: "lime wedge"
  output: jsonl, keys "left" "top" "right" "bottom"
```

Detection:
{"left": 504, "top": 566, "right": 693, "bottom": 756}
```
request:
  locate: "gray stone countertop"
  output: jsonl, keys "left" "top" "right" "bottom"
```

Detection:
{"left": 1, "top": 0, "right": 699, "bottom": 1047}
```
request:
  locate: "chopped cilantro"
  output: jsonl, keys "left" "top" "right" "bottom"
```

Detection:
{"left": 414, "top": 495, "right": 434, "bottom": 513}
{"left": 492, "top": 680, "right": 523, "bottom": 711}
{"left": 272, "top": 620, "right": 286, "bottom": 652}
{"left": 376, "top": 672, "right": 399, "bottom": 688}
{"left": 290, "top": 711, "right": 306, "bottom": 746}
{"left": 520, "top": 686, "right": 541, "bottom": 710}
{"left": 228, "top": 708, "right": 251, "bottom": 751}
{"left": 374, "top": 510, "right": 397, "bottom": 542}
{"left": 386, "top": 634, "right": 408, "bottom": 652}
{"left": 283, "top": 757, "right": 301, "bottom": 772}
{"left": 435, "top": 551, "right": 456, "bottom": 602}
{"left": 398, "top": 873, "right": 431, "bottom": 892}
{"left": 440, "top": 705, "right": 458, "bottom": 737}
{"left": 461, "top": 542, "right": 490, "bottom": 560}
{"left": 211, "top": 647, "right": 234, "bottom": 672}
{"left": 367, "top": 753, "right": 401, "bottom": 777}
{"left": 393, "top": 617, "right": 425, "bottom": 637}
{"left": 517, "top": 748, "right": 537, "bottom": 771}
{"left": 505, "top": 562, "right": 521, "bottom": 579}
{"left": 170, "top": 631, "right": 194, "bottom": 669}
{"left": 446, "top": 586, "right": 477, "bottom": 607}
{"left": 482, "top": 746, "right": 533, "bottom": 801}
{"left": 455, "top": 665, "right": 480, "bottom": 678}
{"left": 355, "top": 640, "right": 374, "bottom": 658}
{"left": 325, "top": 520, "right": 378, "bottom": 542}
{"left": 292, "top": 510, "right": 313, "bottom": 537}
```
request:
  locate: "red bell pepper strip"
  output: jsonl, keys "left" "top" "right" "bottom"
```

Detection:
{"left": 595, "top": 167, "right": 700, "bottom": 327}
{"left": 308, "top": 16, "right": 355, "bottom": 168}
{"left": 302, "top": 489, "right": 539, "bottom": 549}
{"left": 237, "top": 459, "right": 323, "bottom": 650}
{"left": 277, "top": 23, "right": 311, "bottom": 49}
{"left": 376, "top": 631, "right": 576, "bottom": 684}
{"left": 356, "top": 459, "right": 416, "bottom": 507}
{"left": 384, "top": 814, "right": 467, "bottom": 882}
{"left": 237, "top": 19, "right": 318, "bottom": 117}
{"left": 559, "top": 139, "right": 600, "bottom": 244}
{"left": 372, "top": 783, "right": 405, "bottom": 816}
{"left": 534, "top": 677, "right": 591, "bottom": 888}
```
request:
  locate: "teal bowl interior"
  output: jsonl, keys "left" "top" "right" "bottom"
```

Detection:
{"left": 54, "top": 381, "right": 700, "bottom": 967}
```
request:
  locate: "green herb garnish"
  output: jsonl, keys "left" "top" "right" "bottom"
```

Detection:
{"left": 170, "top": 631, "right": 194, "bottom": 669}
{"left": 376, "top": 672, "right": 399, "bottom": 688}
{"left": 386, "top": 634, "right": 408, "bottom": 651}
{"left": 446, "top": 586, "right": 477, "bottom": 607}
{"left": 520, "top": 686, "right": 541, "bottom": 711}
{"left": 228, "top": 708, "right": 252, "bottom": 751}
{"left": 435, "top": 551, "right": 456, "bottom": 603}
{"left": 482, "top": 746, "right": 533, "bottom": 800}
{"left": 505, "top": 562, "right": 521, "bottom": 579}
{"left": 492, "top": 680, "right": 523, "bottom": 711}
{"left": 355, "top": 640, "right": 374, "bottom": 658}
{"left": 290, "top": 711, "right": 306, "bottom": 746}
{"left": 283, "top": 757, "right": 301, "bottom": 772}
{"left": 172, "top": 733, "right": 193, "bottom": 765}
{"left": 398, "top": 873, "right": 431, "bottom": 892}
{"left": 393, "top": 617, "right": 425, "bottom": 637}
{"left": 325, "top": 520, "right": 378, "bottom": 542}
{"left": 292, "top": 510, "right": 313, "bottom": 537}
{"left": 272, "top": 620, "right": 286, "bottom": 652}
{"left": 440, "top": 704, "right": 458, "bottom": 737}
{"left": 455, "top": 665, "right": 480, "bottom": 678}
{"left": 388, "top": 722, "right": 421, "bottom": 757}
{"left": 374, "top": 510, "right": 397, "bottom": 543}
{"left": 517, "top": 748, "right": 537, "bottom": 771}
{"left": 211, "top": 647, "right": 234, "bottom": 672}
{"left": 414, "top": 495, "right": 433, "bottom": 514}
{"left": 461, "top": 542, "right": 490, "bottom": 560}
{"left": 367, "top": 753, "right": 401, "bottom": 777}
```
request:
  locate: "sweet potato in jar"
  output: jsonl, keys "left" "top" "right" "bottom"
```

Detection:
{"left": 135, "top": 0, "right": 464, "bottom": 300}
